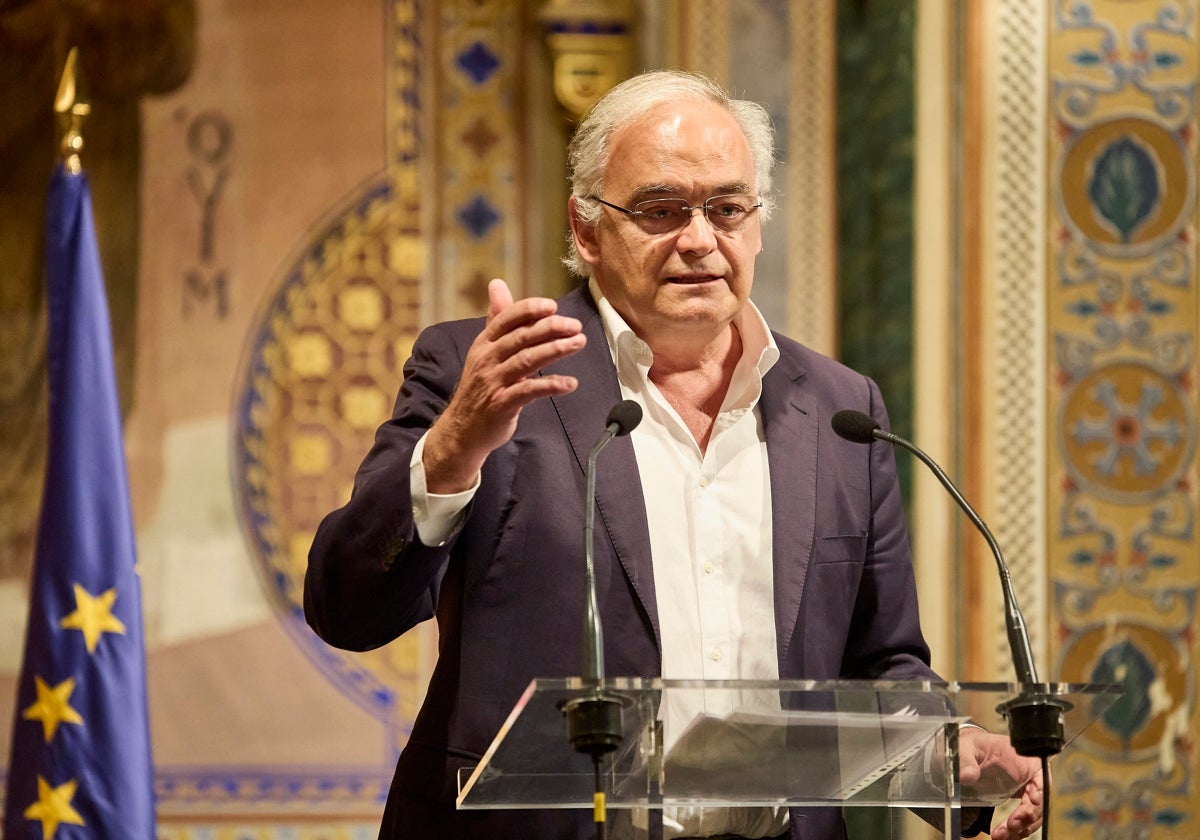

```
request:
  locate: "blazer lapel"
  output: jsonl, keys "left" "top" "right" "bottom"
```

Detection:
{"left": 761, "top": 349, "right": 817, "bottom": 669}
{"left": 549, "top": 289, "right": 661, "bottom": 654}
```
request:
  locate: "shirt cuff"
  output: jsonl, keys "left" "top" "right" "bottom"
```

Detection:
{"left": 410, "top": 432, "right": 479, "bottom": 546}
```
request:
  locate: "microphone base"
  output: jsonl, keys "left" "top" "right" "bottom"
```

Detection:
{"left": 997, "top": 694, "right": 1072, "bottom": 758}
{"left": 562, "top": 693, "right": 625, "bottom": 758}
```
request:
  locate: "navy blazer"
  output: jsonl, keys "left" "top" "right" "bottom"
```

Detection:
{"left": 306, "top": 285, "right": 938, "bottom": 839}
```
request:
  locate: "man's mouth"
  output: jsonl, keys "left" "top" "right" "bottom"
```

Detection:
{"left": 666, "top": 274, "right": 721, "bottom": 285}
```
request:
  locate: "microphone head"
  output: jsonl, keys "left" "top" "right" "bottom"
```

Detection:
{"left": 606, "top": 400, "right": 643, "bottom": 437}
{"left": 831, "top": 409, "right": 880, "bottom": 444}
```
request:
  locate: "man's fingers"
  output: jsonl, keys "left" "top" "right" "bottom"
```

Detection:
{"left": 487, "top": 278, "right": 514, "bottom": 320}
{"left": 444, "top": 285, "right": 585, "bottom": 463}
{"left": 501, "top": 374, "right": 581, "bottom": 405}
{"left": 494, "top": 329, "right": 586, "bottom": 379}
{"left": 499, "top": 313, "right": 584, "bottom": 350}
{"left": 991, "top": 785, "right": 1044, "bottom": 840}
{"left": 992, "top": 815, "right": 1038, "bottom": 840}
{"left": 485, "top": 292, "right": 560, "bottom": 338}
{"left": 957, "top": 743, "right": 982, "bottom": 784}
{"left": 471, "top": 304, "right": 585, "bottom": 386}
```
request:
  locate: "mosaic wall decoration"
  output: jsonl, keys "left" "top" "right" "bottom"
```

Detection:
{"left": 225, "top": 0, "right": 427, "bottom": 826}
{"left": 218, "top": 0, "right": 848, "bottom": 833}
{"left": 1046, "top": 2, "right": 1200, "bottom": 835}
{"left": 233, "top": 176, "right": 424, "bottom": 739}
{"left": 224, "top": 0, "right": 550, "bottom": 830}
{"left": 430, "top": 0, "right": 527, "bottom": 317}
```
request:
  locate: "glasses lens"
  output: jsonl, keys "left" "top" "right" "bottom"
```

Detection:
{"left": 629, "top": 195, "right": 760, "bottom": 234}
{"left": 705, "top": 195, "right": 760, "bottom": 232}
{"left": 631, "top": 199, "right": 691, "bottom": 234}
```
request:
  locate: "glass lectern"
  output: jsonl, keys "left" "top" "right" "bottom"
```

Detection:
{"left": 457, "top": 678, "right": 1121, "bottom": 839}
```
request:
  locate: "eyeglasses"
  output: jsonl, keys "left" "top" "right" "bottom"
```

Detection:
{"left": 588, "top": 193, "right": 763, "bottom": 236}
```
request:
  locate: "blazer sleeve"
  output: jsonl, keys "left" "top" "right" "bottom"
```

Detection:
{"left": 838, "top": 375, "right": 936, "bottom": 682}
{"left": 303, "top": 319, "right": 478, "bottom": 652}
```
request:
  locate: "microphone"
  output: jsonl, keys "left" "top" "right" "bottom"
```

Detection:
{"left": 562, "top": 400, "right": 642, "bottom": 840}
{"left": 830, "top": 409, "right": 1066, "bottom": 758}
{"left": 582, "top": 399, "right": 643, "bottom": 683}
{"left": 564, "top": 401, "right": 641, "bottom": 745}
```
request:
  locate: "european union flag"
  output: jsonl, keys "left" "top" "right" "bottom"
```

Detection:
{"left": 4, "top": 163, "right": 155, "bottom": 838}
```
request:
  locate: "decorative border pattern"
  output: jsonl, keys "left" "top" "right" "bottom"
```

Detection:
{"left": 430, "top": 0, "right": 525, "bottom": 319}
{"left": 988, "top": 0, "right": 1050, "bottom": 678}
{"left": 785, "top": 0, "right": 838, "bottom": 357}
{"left": 157, "top": 822, "right": 377, "bottom": 840}
{"left": 155, "top": 766, "right": 391, "bottom": 813}
{"left": 1044, "top": 1, "right": 1199, "bottom": 835}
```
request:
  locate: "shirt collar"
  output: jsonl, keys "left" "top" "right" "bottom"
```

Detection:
{"left": 587, "top": 277, "right": 780, "bottom": 381}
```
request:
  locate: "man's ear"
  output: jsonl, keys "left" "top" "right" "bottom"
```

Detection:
{"left": 568, "top": 195, "right": 601, "bottom": 267}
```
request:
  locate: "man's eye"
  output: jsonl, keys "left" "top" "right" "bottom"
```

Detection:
{"left": 640, "top": 204, "right": 680, "bottom": 220}
{"left": 711, "top": 202, "right": 745, "bottom": 218}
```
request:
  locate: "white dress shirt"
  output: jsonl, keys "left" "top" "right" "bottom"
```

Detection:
{"left": 411, "top": 282, "right": 788, "bottom": 837}
{"left": 591, "top": 281, "right": 786, "bottom": 838}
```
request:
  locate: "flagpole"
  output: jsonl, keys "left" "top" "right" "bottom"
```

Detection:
{"left": 4, "top": 47, "right": 157, "bottom": 840}
{"left": 54, "top": 46, "right": 91, "bottom": 175}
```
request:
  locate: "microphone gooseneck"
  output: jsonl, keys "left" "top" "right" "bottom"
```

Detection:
{"left": 831, "top": 409, "right": 1066, "bottom": 758}
{"left": 564, "top": 400, "right": 643, "bottom": 840}
{"left": 582, "top": 400, "right": 643, "bottom": 682}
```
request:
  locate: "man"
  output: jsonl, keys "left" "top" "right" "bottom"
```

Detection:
{"left": 306, "top": 69, "right": 1044, "bottom": 839}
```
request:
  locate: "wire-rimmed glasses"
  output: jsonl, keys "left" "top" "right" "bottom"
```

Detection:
{"left": 588, "top": 193, "right": 763, "bottom": 236}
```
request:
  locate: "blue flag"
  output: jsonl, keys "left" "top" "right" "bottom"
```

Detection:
{"left": 4, "top": 164, "right": 155, "bottom": 838}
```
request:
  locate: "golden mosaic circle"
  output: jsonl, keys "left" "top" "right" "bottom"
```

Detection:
{"left": 233, "top": 176, "right": 427, "bottom": 730}
{"left": 1059, "top": 361, "right": 1193, "bottom": 502}
{"left": 1059, "top": 620, "right": 1190, "bottom": 759}
{"left": 1058, "top": 117, "right": 1191, "bottom": 256}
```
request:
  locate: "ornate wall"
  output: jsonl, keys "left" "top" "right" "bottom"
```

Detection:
{"left": 13, "top": 0, "right": 1193, "bottom": 837}
{"left": 211, "top": 3, "right": 844, "bottom": 836}
{"left": 1047, "top": 2, "right": 1198, "bottom": 834}
{"left": 938, "top": 0, "right": 1200, "bottom": 835}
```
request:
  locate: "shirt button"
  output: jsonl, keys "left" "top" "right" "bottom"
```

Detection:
{"left": 698, "top": 475, "right": 710, "bottom": 488}
{"left": 710, "top": 647, "right": 723, "bottom": 662}
{"left": 703, "top": 562, "right": 715, "bottom": 575}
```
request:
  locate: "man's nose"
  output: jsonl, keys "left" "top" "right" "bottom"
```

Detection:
{"left": 676, "top": 207, "right": 718, "bottom": 249}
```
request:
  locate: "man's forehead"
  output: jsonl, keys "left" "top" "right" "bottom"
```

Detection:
{"left": 605, "top": 103, "right": 754, "bottom": 191}
{"left": 616, "top": 98, "right": 742, "bottom": 142}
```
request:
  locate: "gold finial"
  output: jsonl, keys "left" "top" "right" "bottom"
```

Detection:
{"left": 539, "top": 0, "right": 633, "bottom": 120}
{"left": 55, "top": 47, "right": 91, "bottom": 174}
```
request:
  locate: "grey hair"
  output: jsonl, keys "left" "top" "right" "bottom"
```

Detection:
{"left": 564, "top": 69, "right": 776, "bottom": 277}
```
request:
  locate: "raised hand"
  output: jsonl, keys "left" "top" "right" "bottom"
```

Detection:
{"left": 422, "top": 279, "right": 587, "bottom": 493}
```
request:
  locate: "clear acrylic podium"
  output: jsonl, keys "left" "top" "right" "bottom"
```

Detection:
{"left": 457, "top": 678, "right": 1120, "bottom": 838}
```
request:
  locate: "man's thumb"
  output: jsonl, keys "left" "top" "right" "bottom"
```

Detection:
{"left": 488, "top": 278, "right": 513, "bottom": 319}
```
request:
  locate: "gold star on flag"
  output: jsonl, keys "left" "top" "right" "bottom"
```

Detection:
{"left": 24, "top": 776, "right": 86, "bottom": 839}
{"left": 23, "top": 675, "right": 85, "bottom": 743}
{"left": 59, "top": 583, "right": 126, "bottom": 653}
